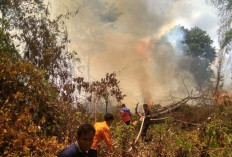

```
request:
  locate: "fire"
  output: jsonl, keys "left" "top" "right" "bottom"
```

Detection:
{"left": 148, "top": 99, "right": 153, "bottom": 108}
{"left": 221, "top": 91, "right": 231, "bottom": 97}
{"left": 215, "top": 91, "right": 232, "bottom": 107}
{"left": 136, "top": 39, "right": 156, "bottom": 59}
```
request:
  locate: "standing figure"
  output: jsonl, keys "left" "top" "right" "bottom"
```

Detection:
{"left": 91, "top": 113, "right": 114, "bottom": 151}
{"left": 58, "top": 123, "right": 97, "bottom": 157}
{"left": 120, "top": 103, "right": 131, "bottom": 125}
{"left": 140, "top": 104, "right": 151, "bottom": 141}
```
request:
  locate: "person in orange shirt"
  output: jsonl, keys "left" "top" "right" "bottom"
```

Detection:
{"left": 91, "top": 113, "right": 114, "bottom": 150}
{"left": 120, "top": 103, "right": 131, "bottom": 125}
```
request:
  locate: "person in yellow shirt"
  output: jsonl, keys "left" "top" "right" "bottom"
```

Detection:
{"left": 91, "top": 113, "right": 114, "bottom": 150}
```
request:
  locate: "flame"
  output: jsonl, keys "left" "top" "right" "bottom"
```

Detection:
{"left": 148, "top": 99, "right": 153, "bottom": 108}
{"left": 215, "top": 91, "right": 232, "bottom": 106}
{"left": 136, "top": 39, "right": 156, "bottom": 59}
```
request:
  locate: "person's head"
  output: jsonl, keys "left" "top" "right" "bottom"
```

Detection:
{"left": 104, "top": 113, "right": 114, "bottom": 126}
{"left": 121, "top": 103, "right": 126, "bottom": 108}
{"left": 143, "top": 104, "right": 148, "bottom": 111}
{"left": 76, "top": 123, "right": 95, "bottom": 152}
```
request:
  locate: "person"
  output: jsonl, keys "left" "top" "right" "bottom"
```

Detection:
{"left": 140, "top": 104, "right": 151, "bottom": 142}
{"left": 91, "top": 113, "right": 114, "bottom": 150}
{"left": 120, "top": 103, "right": 131, "bottom": 125}
{"left": 58, "top": 123, "right": 97, "bottom": 157}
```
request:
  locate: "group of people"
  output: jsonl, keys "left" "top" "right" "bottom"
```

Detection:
{"left": 58, "top": 103, "right": 151, "bottom": 157}
{"left": 121, "top": 103, "right": 151, "bottom": 141}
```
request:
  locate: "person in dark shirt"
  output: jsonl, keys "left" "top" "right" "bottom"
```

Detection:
{"left": 58, "top": 123, "right": 97, "bottom": 157}
{"left": 140, "top": 104, "right": 151, "bottom": 142}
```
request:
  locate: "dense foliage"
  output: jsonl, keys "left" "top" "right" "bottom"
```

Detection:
{"left": 0, "top": 0, "right": 125, "bottom": 156}
{"left": 182, "top": 26, "right": 216, "bottom": 89}
{"left": 0, "top": 52, "right": 64, "bottom": 156}
{"left": 159, "top": 26, "right": 216, "bottom": 90}
{"left": 1, "top": 0, "right": 80, "bottom": 104}
{"left": 210, "top": 0, "right": 232, "bottom": 52}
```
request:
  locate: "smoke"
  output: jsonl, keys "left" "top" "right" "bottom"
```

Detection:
{"left": 50, "top": 0, "right": 219, "bottom": 108}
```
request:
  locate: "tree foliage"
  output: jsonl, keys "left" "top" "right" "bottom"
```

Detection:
{"left": 160, "top": 26, "right": 216, "bottom": 89}
{"left": 0, "top": 1, "right": 105, "bottom": 155}
{"left": 74, "top": 72, "right": 126, "bottom": 113}
{"left": 181, "top": 26, "right": 216, "bottom": 89}
{"left": 0, "top": 29, "right": 19, "bottom": 60}
{"left": 183, "top": 27, "right": 216, "bottom": 61}
{"left": 221, "top": 28, "right": 232, "bottom": 49}
{"left": 0, "top": 0, "right": 123, "bottom": 156}
{"left": 0, "top": 52, "right": 65, "bottom": 155}
{"left": 1, "top": 0, "right": 79, "bottom": 102}
{"left": 209, "top": 0, "right": 232, "bottom": 51}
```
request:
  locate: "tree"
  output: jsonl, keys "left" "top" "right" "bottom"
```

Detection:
{"left": 159, "top": 26, "right": 216, "bottom": 90}
{"left": 209, "top": 0, "right": 232, "bottom": 52}
{"left": 0, "top": 1, "right": 85, "bottom": 155}
{"left": 74, "top": 72, "right": 126, "bottom": 114}
{"left": 92, "top": 72, "right": 126, "bottom": 113}
{"left": 182, "top": 26, "right": 216, "bottom": 89}
{"left": 0, "top": 28, "right": 20, "bottom": 60}
{"left": 208, "top": 0, "right": 232, "bottom": 95}
{"left": 0, "top": 0, "right": 79, "bottom": 102}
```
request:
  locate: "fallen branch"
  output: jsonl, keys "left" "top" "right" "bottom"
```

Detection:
{"left": 128, "top": 116, "right": 145, "bottom": 152}
{"left": 150, "top": 116, "right": 200, "bottom": 126}
{"left": 128, "top": 103, "right": 144, "bottom": 152}
{"left": 154, "top": 96, "right": 203, "bottom": 117}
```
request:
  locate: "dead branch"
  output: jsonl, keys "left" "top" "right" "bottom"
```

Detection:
{"left": 135, "top": 103, "right": 139, "bottom": 115}
{"left": 153, "top": 96, "right": 204, "bottom": 117}
{"left": 150, "top": 116, "right": 200, "bottom": 126}
{"left": 177, "top": 74, "right": 191, "bottom": 97}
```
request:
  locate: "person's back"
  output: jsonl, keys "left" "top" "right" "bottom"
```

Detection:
{"left": 92, "top": 121, "right": 111, "bottom": 149}
{"left": 91, "top": 113, "right": 114, "bottom": 150}
{"left": 121, "top": 103, "right": 131, "bottom": 125}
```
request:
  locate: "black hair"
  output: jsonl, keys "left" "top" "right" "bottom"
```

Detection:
{"left": 77, "top": 123, "right": 95, "bottom": 137}
{"left": 104, "top": 113, "right": 114, "bottom": 121}
{"left": 121, "top": 103, "right": 126, "bottom": 107}
{"left": 143, "top": 104, "right": 148, "bottom": 107}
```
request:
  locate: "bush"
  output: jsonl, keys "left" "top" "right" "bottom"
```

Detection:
{"left": 0, "top": 53, "right": 79, "bottom": 156}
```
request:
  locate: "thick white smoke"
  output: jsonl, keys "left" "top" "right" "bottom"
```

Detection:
{"left": 49, "top": 0, "right": 219, "bottom": 108}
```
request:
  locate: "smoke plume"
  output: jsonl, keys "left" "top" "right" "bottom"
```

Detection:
{"left": 50, "top": 0, "right": 219, "bottom": 108}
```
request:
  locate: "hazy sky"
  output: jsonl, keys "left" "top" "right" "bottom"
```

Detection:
{"left": 48, "top": 0, "right": 224, "bottom": 108}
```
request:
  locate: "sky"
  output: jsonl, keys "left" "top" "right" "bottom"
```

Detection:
{"left": 47, "top": 0, "right": 229, "bottom": 109}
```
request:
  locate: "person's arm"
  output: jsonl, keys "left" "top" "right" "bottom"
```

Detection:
{"left": 102, "top": 127, "right": 112, "bottom": 150}
{"left": 139, "top": 112, "right": 144, "bottom": 117}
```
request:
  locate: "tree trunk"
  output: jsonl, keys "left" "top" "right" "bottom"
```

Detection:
{"left": 214, "top": 49, "right": 224, "bottom": 97}
{"left": 105, "top": 98, "right": 108, "bottom": 113}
